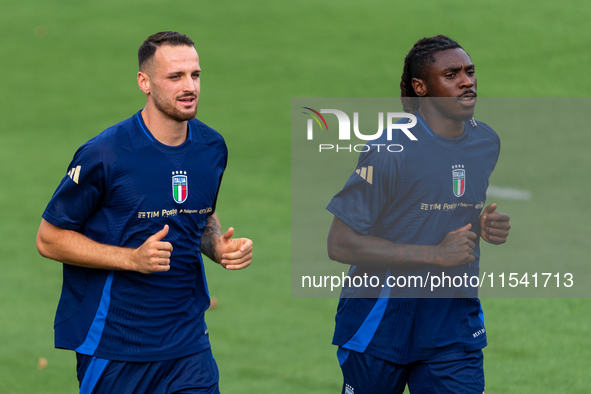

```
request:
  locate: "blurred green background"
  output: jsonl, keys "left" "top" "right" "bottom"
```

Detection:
{"left": 1, "top": 0, "right": 590, "bottom": 393}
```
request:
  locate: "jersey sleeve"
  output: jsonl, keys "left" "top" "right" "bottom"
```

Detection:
{"left": 42, "top": 140, "right": 108, "bottom": 231}
{"left": 209, "top": 145, "right": 227, "bottom": 216}
{"left": 190, "top": 118, "right": 228, "bottom": 217}
{"left": 326, "top": 147, "right": 398, "bottom": 235}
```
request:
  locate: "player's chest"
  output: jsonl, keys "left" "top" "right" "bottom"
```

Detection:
{"left": 400, "top": 145, "right": 495, "bottom": 203}
{"left": 107, "top": 148, "right": 223, "bottom": 209}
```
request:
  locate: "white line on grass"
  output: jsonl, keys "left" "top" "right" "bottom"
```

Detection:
{"left": 486, "top": 185, "right": 532, "bottom": 201}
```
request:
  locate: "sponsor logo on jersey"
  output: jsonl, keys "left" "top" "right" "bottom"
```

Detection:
{"left": 355, "top": 166, "right": 373, "bottom": 184}
{"left": 452, "top": 165, "right": 465, "bottom": 197}
{"left": 172, "top": 171, "right": 188, "bottom": 203}
{"left": 67, "top": 165, "right": 81, "bottom": 184}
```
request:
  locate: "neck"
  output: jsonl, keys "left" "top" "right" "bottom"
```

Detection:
{"left": 418, "top": 105, "right": 465, "bottom": 139}
{"left": 141, "top": 104, "right": 188, "bottom": 146}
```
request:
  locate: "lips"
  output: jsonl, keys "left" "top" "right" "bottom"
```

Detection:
{"left": 457, "top": 91, "right": 477, "bottom": 106}
{"left": 178, "top": 96, "right": 196, "bottom": 106}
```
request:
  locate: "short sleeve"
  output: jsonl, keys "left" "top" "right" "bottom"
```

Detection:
{"left": 209, "top": 145, "right": 227, "bottom": 216}
{"left": 42, "top": 141, "right": 107, "bottom": 231}
{"left": 326, "top": 147, "right": 398, "bottom": 235}
{"left": 197, "top": 119, "right": 228, "bottom": 217}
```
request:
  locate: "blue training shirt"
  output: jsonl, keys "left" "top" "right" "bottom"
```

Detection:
{"left": 327, "top": 113, "right": 500, "bottom": 364}
{"left": 42, "top": 111, "right": 227, "bottom": 362}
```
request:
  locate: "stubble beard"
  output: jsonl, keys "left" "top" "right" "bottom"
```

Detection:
{"left": 152, "top": 92, "right": 198, "bottom": 122}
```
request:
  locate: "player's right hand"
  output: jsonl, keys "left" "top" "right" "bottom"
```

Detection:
{"left": 131, "top": 225, "right": 173, "bottom": 273}
{"left": 435, "top": 223, "right": 477, "bottom": 266}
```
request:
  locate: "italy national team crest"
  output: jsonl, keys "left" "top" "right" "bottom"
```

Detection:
{"left": 452, "top": 165, "right": 465, "bottom": 197}
{"left": 172, "top": 171, "right": 188, "bottom": 203}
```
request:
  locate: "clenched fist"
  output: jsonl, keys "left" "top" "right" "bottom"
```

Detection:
{"left": 435, "top": 223, "right": 477, "bottom": 266}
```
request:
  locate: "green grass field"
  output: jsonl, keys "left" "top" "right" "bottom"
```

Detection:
{"left": 1, "top": 0, "right": 590, "bottom": 393}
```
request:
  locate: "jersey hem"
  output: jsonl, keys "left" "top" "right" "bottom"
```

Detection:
{"left": 333, "top": 337, "right": 487, "bottom": 365}
{"left": 326, "top": 204, "right": 369, "bottom": 235}
{"left": 42, "top": 211, "right": 81, "bottom": 231}
{"left": 61, "top": 342, "right": 211, "bottom": 363}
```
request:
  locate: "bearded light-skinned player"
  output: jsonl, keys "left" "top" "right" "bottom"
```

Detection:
{"left": 36, "top": 31, "right": 252, "bottom": 393}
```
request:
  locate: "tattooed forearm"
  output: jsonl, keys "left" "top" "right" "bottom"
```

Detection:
{"left": 202, "top": 214, "right": 222, "bottom": 263}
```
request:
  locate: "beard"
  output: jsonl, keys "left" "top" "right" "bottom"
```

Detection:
{"left": 152, "top": 91, "right": 198, "bottom": 122}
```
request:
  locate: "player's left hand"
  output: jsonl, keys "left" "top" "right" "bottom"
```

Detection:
{"left": 480, "top": 203, "right": 511, "bottom": 245}
{"left": 215, "top": 227, "right": 253, "bottom": 270}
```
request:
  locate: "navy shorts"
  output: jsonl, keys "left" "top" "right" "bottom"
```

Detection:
{"left": 338, "top": 347, "right": 485, "bottom": 394}
{"left": 76, "top": 348, "right": 220, "bottom": 394}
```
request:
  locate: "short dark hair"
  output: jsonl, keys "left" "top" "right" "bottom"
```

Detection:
{"left": 138, "top": 31, "right": 195, "bottom": 71}
{"left": 400, "top": 35, "right": 462, "bottom": 112}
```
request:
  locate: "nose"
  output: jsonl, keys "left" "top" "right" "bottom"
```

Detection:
{"left": 182, "top": 75, "right": 196, "bottom": 93}
{"left": 458, "top": 71, "right": 474, "bottom": 89}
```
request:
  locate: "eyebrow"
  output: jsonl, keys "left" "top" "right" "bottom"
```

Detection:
{"left": 442, "top": 64, "right": 475, "bottom": 73}
{"left": 166, "top": 69, "right": 202, "bottom": 76}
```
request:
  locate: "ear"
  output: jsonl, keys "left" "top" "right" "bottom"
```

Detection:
{"left": 137, "top": 71, "right": 151, "bottom": 95}
{"left": 411, "top": 77, "right": 428, "bottom": 97}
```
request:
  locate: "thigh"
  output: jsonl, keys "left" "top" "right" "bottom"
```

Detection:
{"left": 76, "top": 353, "right": 166, "bottom": 394}
{"left": 76, "top": 349, "right": 220, "bottom": 394}
{"left": 408, "top": 350, "right": 485, "bottom": 394}
{"left": 338, "top": 347, "right": 408, "bottom": 394}
{"left": 167, "top": 348, "right": 220, "bottom": 394}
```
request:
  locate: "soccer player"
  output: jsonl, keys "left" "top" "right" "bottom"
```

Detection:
{"left": 326, "top": 35, "right": 511, "bottom": 393}
{"left": 36, "top": 31, "right": 253, "bottom": 393}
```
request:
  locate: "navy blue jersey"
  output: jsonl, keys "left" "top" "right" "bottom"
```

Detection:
{"left": 327, "top": 113, "right": 500, "bottom": 364}
{"left": 43, "top": 111, "right": 227, "bottom": 362}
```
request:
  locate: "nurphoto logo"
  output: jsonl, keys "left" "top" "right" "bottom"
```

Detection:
{"left": 302, "top": 107, "right": 418, "bottom": 153}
